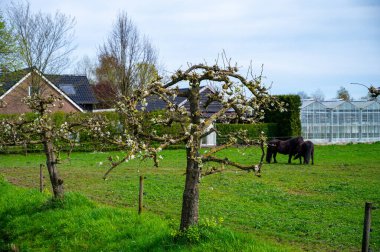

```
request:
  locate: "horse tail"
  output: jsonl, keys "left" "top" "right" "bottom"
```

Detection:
{"left": 305, "top": 148, "right": 311, "bottom": 164}
{"left": 304, "top": 142, "right": 313, "bottom": 164}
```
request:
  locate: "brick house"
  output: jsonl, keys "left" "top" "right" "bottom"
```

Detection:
{"left": 0, "top": 68, "right": 97, "bottom": 114}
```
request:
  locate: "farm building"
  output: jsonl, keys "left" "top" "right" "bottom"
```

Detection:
{"left": 300, "top": 99, "right": 380, "bottom": 143}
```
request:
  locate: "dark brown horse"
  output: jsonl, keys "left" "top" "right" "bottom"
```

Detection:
{"left": 294, "top": 140, "right": 314, "bottom": 164}
{"left": 266, "top": 137, "right": 304, "bottom": 164}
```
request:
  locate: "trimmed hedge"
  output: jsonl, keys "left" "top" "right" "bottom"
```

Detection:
{"left": 216, "top": 123, "right": 278, "bottom": 144}
{"left": 264, "top": 95, "right": 301, "bottom": 138}
{"left": 1, "top": 109, "right": 284, "bottom": 152}
{"left": 0, "top": 111, "right": 186, "bottom": 153}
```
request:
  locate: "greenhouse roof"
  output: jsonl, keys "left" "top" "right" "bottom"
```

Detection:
{"left": 301, "top": 100, "right": 380, "bottom": 110}
{"left": 300, "top": 100, "right": 317, "bottom": 108}
{"left": 351, "top": 100, "right": 377, "bottom": 109}
{"left": 321, "top": 100, "right": 346, "bottom": 109}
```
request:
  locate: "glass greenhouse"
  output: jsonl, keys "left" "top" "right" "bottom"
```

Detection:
{"left": 301, "top": 100, "right": 380, "bottom": 143}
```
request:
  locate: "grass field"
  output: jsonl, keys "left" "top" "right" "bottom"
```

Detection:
{"left": 0, "top": 179, "right": 297, "bottom": 251}
{"left": 1, "top": 142, "right": 380, "bottom": 251}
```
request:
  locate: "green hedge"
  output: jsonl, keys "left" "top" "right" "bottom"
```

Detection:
{"left": 216, "top": 123, "right": 278, "bottom": 144}
{"left": 0, "top": 111, "right": 186, "bottom": 153}
{"left": 264, "top": 95, "right": 301, "bottom": 138}
{"left": 1, "top": 110, "right": 282, "bottom": 152}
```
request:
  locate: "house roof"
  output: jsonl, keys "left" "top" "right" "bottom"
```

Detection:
{"left": 0, "top": 68, "right": 97, "bottom": 108}
{"left": 144, "top": 86, "right": 231, "bottom": 117}
{"left": 0, "top": 68, "right": 31, "bottom": 93}
{"left": 46, "top": 74, "right": 98, "bottom": 105}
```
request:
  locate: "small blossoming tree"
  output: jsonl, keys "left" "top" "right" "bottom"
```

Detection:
{"left": 93, "top": 59, "right": 284, "bottom": 231}
{"left": 0, "top": 92, "right": 86, "bottom": 199}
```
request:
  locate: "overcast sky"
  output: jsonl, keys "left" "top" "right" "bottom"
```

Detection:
{"left": 1, "top": 0, "right": 379, "bottom": 99}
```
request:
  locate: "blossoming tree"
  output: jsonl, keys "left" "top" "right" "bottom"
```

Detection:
{"left": 92, "top": 59, "right": 284, "bottom": 230}
{"left": 0, "top": 92, "right": 85, "bottom": 199}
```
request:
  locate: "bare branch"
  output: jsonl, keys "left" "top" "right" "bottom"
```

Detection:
{"left": 7, "top": 1, "right": 76, "bottom": 73}
{"left": 103, "top": 155, "right": 129, "bottom": 179}
{"left": 351, "top": 82, "right": 380, "bottom": 99}
{"left": 202, "top": 141, "right": 235, "bottom": 159}
{"left": 98, "top": 11, "right": 158, "bottom": 95}
{"left": 202, "top": 155, "right": 262, "bottom": 176}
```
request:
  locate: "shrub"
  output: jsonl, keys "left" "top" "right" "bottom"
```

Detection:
{"left": 264, "top": 95, "right": 301, "bottom": 138}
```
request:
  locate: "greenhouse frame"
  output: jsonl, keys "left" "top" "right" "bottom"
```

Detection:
{"left": 300, "top": 100, "right": 380, "bottom": 143}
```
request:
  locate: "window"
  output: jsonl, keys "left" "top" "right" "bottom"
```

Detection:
{"left": 59, "top": 84, "right": 76, "bottom": 95}
{"left": 28, "top": 85, "right": 39, "bottom": 96}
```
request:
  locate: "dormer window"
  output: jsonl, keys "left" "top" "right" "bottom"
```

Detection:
{"left": 59, "top": 84, "right": 76, "bottom": 95}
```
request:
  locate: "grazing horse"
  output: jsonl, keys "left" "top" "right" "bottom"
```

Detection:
{"left": 266, "top": 137, "right": 304, "bottom": 164}
{"left": 294, "top": 140, "right": 314, "bottom": 165}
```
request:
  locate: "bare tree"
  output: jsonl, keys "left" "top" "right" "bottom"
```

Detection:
{"left": 90, "top": 56, "right": 284, "bottom": 231}
{"left": 98, "top": 11, "right": 158, "bottom": 96}
{"left": 74, "top": 55, "right": 96, "bottom": 84}
{"left": 311, "top": 89, "right": 325, "bottom": 101}
{"left": 6, "top": 0, "right": 76, "bottom": 74}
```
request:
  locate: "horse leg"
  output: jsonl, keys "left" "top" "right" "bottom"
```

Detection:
{"left": 273, "top": 152, "right": 277, "bottom": 163}
{"left": 266, "top": 149, "right": 272, "bottom": 163}
{"left": 288, "top": 154, "right": 292, "bottom": 164}
{"left": 305, "top": 149, "right": 311, "bottom": 164}
{"left": 311, "top": 149, "right": 314, "bottom": 165}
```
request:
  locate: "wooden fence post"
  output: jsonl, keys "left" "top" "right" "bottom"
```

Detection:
{"left": 39, "top": 164, "right": 44, "bottom": 192}
{"left": 362, "top": 202, "right": 372, "bottom": 252}
{"left": 138, "top": 175, "right": 144, "bottom": 215}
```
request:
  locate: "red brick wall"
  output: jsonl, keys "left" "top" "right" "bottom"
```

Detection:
{"left": 0, "top": 73, "right": 80, "bottom": 114}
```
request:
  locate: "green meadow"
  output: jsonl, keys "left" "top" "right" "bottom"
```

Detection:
{"left": 1, "top": 142, "right": 380, "bottom": 251}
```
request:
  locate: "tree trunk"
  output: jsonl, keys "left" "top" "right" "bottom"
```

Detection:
{"left": 180, "top": 84, "right": 201, "bottom": 231}
{"left": 42, "top": 133, "right": 64, "bottom": 199}
{"left": 180, "top": 148, "right": 201, "bottom": 230}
